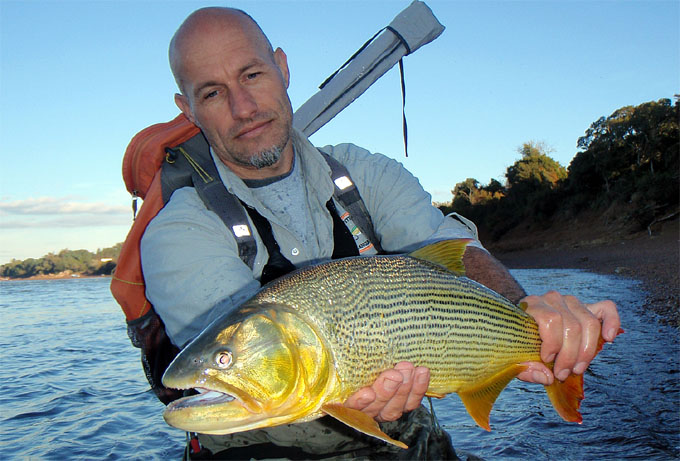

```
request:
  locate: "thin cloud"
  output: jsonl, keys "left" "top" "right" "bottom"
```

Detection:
{"left": 0, "top": 197, "right": 132, "bottom": 228}
{"left": 0, "top": 215, "right": 131, "bottom": 229}
{"left": 0, "top": 197, "right": 129, "bottom": 216}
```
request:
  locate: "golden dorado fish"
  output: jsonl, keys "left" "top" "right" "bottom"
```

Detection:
{"left": 162, "top": 239, "right": 598, "bottom": 449}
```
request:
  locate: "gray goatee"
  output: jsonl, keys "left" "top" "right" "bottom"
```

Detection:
{"left": 250, "top": 145, "right": 283, "bottom": 169}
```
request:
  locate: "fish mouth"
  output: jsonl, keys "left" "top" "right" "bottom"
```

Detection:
{"left": 163, "top": 386, "right": 268, "bottom": 435}
{"left": 168, "top": 389, "right": 236, "bottom": 410}
{"left": 165, "top": 381, "right": 261, "bottom": 413}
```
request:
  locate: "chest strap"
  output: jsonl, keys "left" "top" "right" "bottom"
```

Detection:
{"left": 162, "top": 133, "right": 382, "bottom": 276}
{"left": 320, "top": 152, "right": 384, "bottom": 255}
{"left": 245, "top": 199, "right": 360, "bottom": 285}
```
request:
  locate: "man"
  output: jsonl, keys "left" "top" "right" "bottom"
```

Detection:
{"left": 140, "top": 7, "right": 620, "bottom": 459}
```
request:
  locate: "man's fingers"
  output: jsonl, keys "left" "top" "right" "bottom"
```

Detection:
{"left": 524, "top": 292, "right": 619, "bottom": 383}
{"left": 587, "top": 299, "right": 621, "bottom": 342}
{"left": 344, "top": 387, "right": 376, "bottom": 412}
{"left": 523, "top": 293, "right": 564, "bottom": 364}
{"left": 343, "top": 362, "right": 429, "bottom": 422}
{"left": 353, "top": 368, "right": 406, "bottom": 420}
{"left": 404, "top": 366, "right": 429, "bottom": 412}
{"left": 373, "top": 364, "right": 414, "bottom": 422}
{"left": 564, "top": 295, "right": 601, "bottom": 375}
{"left": 517, "top": 362, "right": 554, "bottom": 385}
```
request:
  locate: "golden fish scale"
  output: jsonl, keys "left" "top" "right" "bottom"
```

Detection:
{"left": 253, "top": 255, "right": 542, "bottom": 395}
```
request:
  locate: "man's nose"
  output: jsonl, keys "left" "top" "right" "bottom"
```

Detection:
{"left": 230, "top": 85, "right": 258, "bottom": 119}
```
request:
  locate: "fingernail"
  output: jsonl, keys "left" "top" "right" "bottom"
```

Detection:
{"left": 573, "top": 362, "right": 587, "bottom": 374}
{"left": 416, "top": 370, "right": 429, "bottom": 384}
{"left": 556, "top": 369, "right": 570, "bottom": 381}
{"left": 385, "top": 378, "right": 401, "bottom": 391}
{"left": 545, "top": 353, "right": 556, "bottom": 363}
{"left": 532, "top": 370, "right": 549, "bottom": 385}
{"left": 606, "top": 328, "right": 616, "bottom": 341}
{"left": 356, "top": 397, "right": 371, "bottom": 407}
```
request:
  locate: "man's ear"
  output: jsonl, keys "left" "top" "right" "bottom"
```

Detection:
{"left": 174, "top": 93, "right": 196, "bottom": 124}
{"left": 273, "top": 48, "right": 290, "bottom": 89}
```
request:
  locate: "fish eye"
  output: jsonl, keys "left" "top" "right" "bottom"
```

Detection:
{"left": 215, "top": 350, "right": 233, "bottom": 369}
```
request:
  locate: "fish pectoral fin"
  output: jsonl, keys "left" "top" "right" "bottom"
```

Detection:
{"left": 457, "top": 364, "right": 527, "bottom": 431}
{"left": 408, "top": 239, "right": 472, "bottom": 276}
{"left": 321, "top": 403, "right": 408, "bottom": 449}
{"left": 425, "top": 391, "right": 446, "bottom": 399}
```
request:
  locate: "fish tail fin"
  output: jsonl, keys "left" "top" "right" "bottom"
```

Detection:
{"left": 545, "top": 328, "right": 622, "bottom": 423}
{"left": 545, "top": 372, "right": 584, "bottom": 423}
{"left": 458, "top": 364, "right": 526, "bottom": 431}
{"left": 595, "top": 328, "right": 625, "bottom": 355}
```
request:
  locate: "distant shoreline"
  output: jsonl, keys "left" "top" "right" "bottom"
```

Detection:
{"left": 0, "top": 273, "right": 111, "bottom": 282}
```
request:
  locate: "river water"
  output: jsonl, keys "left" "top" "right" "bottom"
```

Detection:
{"left": 0, "top": 270, "right": 677, "bottom": 460}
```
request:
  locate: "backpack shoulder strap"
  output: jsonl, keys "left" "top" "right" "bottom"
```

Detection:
{"left": 319, "top": 151, "right": 384, "bottom": 254}
{"left": 163, "top": 133, "right": 258, "bottom": 269}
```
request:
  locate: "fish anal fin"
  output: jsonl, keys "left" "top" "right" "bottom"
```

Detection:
{"left": 545, "top": 371, "right": 584, "bottom": 423}
{"left": 409, "top": 239, "right": 473, "bottom": 276}
{"left": 425, "top": 391, "right": 446, "bottom": 399}
{"left": 457, "top": 364, "right": 527, "bottom": 431}
{"left": 321, "top": 403, "right": 408, "bottom": 449}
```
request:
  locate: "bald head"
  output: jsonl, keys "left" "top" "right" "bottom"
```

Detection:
{"left": 169, "top": 7, "right": 274, "bottom": 95}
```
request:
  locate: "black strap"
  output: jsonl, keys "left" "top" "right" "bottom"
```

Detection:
{"left": 162, "top": 135, "right": 258, "bottom": 270}
{"left": 327, "top": 200, "right": 360, "bottom": 259}
{"left": 320, "top": 152, "right": 384, "bottom": 254}
{"left": 242, "top": 204, "right": 296, "bottom": 286}
{"left": 194, "top": 177, "right": 257, "bottom": 270}
{"left": 244, "top": 199, "right": 360, "bottom": 286}
{"left": 397, "top": 58, "right": 408, "bottom": 157}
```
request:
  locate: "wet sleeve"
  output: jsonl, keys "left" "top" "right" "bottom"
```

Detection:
{"left": 140, "top": 187, "right": 261, "bottom": 348}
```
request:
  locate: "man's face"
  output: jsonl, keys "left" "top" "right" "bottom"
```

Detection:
{"left": 175, "top": 20, "right": 293, "bottom": 174}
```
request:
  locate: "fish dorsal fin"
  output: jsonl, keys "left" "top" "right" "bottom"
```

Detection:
{"left": 408, "top": 239, "right": 472, "bottom": 276}
{"left": 321, "top": 403, "right": 408, "bottom": 449}
{"left": 457, "top": 363, "right": 527, "bottom": 431}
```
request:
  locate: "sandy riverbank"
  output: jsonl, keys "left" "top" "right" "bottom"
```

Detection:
{"left": 489, "top": 220, "right": 679, "bottom": 327}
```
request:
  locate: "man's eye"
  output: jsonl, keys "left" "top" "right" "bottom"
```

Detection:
{"left": 246, "top": 72, "right": 260, "bottom": 80}
{"left": 204, "top": 90, "right": 218, "bottom": 100}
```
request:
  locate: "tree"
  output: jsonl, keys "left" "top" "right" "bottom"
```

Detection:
{"left": 0, "top": 243, "right": 123, "bottom": 278}
{"left": 506, "top": 142, "right": 566, "bottom": 189}
{"left": 568, "top": 97, "right": 679, "bottom": 224}
{"left": 516, "top": 140, "right": 555, "bottom": 159}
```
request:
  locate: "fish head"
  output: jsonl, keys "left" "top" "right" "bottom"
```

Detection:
{"left": 162, "top": 303, "right": 335, "bottom": 434}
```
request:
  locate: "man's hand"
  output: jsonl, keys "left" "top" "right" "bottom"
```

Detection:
{"left": 344, "top": 361, "right": 429, "bottom": 422}
{"left": 517, "top": 292, "right": 621, "bottom": 385}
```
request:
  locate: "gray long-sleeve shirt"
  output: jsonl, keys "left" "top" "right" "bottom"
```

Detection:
{"left": 141, "top": 128, "right": 482, "bottom": 348}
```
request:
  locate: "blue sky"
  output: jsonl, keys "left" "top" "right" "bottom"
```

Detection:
{"left": 1, "top": 0, "right": 678, "bottom": 264}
